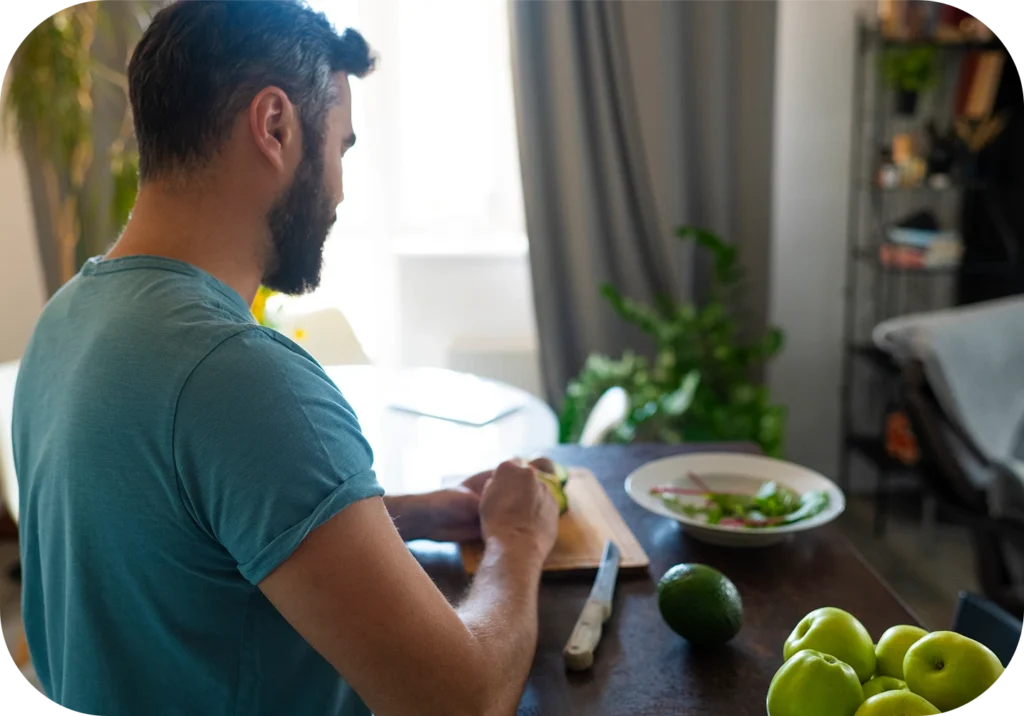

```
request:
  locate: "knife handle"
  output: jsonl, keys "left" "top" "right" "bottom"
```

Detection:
{"left": 563, "top": 599, "right": 611, "bottom": 671}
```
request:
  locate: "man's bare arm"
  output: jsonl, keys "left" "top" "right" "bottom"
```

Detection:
{"left": 259, "top": 461, "right": 557, "bottom": 716}
{"left": 382, "top": 469, "right": 492, "bottom": 542}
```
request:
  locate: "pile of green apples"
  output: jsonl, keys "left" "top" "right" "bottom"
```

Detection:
{"left": 766, "top": 607, "right": 1005, "bottom": 715}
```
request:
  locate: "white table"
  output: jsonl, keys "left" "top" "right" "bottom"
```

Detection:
{"left": 324, "top": 366, "right": 559, "bottom": 494}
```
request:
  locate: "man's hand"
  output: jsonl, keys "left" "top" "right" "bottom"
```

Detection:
{"left": 385, "top": 459, "right": 557, "bottom": 544}
{"left": 260, "top": 457, "right": 562, "bottom": 716}
{"left": 479, "top": 460, "right": 559, "bottom": 560}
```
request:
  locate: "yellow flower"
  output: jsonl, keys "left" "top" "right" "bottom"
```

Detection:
{"left": 251, "top": 286, "right": 277, "bottom": 326}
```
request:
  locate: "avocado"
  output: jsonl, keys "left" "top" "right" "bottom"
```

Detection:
{"left": 537, "top": 466, "right": 570, "bottom": 515}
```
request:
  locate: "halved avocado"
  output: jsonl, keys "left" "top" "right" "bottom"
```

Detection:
{"left": 552, "top": 463, "right": 570, "bottom": 488}
{"left": 536, "top": 471, "right": 569, "bottom": 516}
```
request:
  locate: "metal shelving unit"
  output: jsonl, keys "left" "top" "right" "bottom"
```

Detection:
{"left": 839, "top": 21, "right": 1011, "bottom": 534}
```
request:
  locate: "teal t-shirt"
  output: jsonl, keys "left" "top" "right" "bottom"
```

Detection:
{"left": 13, "top": 256, "right": 384, "bottom": 716}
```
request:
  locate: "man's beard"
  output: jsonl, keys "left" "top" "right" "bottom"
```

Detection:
{"left": 262, "top": 124, "right": 337, "bottom": 295}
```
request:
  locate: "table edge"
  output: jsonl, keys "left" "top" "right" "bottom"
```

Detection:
{"left": 840, "top": 530, "right": 927, "bottom": 627}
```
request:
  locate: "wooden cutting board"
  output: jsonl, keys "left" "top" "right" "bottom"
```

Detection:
{"left": 460, "top": 468, "right": 650, "bottom": 577}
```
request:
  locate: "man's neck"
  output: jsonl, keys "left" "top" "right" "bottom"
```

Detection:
{"left": 107, "top": 182, "right": 267, "bottom": 306}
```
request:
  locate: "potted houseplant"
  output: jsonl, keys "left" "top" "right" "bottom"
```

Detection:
{"left": 559, "top": 227, "right": 787, "bottom": 457}
{"left": 881, "top": 47, "right": 938, "bottom": 116}
{"left": 2, "top": 3, "right": 156, "bottom": 294}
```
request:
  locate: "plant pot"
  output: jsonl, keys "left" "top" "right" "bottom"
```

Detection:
{"left": 895, "top": 88, "right": 919, "bottom": 116}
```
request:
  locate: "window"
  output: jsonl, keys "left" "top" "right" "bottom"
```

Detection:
{"left": 293, "top": 0, "right": 527, "bottom": 363}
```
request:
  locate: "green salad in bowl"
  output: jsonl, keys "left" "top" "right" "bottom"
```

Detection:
{"left": 651, "top": 472, "right": 830, "bottom": 529}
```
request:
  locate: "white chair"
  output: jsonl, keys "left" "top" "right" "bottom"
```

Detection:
{"left": 0, "top": 360, "right": 19, "bottom": 526}
{"left": 578, "top": 386, "right": 629, "bottom": 446}
{"left": 272, "top": 307, "right": 371, "bottom": 366}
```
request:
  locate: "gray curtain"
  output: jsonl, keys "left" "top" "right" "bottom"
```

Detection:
{"left": 511, "top": 0, "right": 777, "bottom": 405}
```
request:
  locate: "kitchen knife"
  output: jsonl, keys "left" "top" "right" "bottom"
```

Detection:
{"left": 563, "top": 540, "right": 620, "bottom": 671}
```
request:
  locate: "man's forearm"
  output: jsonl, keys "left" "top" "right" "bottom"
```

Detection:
{"left": 382, "top": 494, "right": 432, "bottom": 541}
{"left": 382, "top": 498, "right": 545, "bottom": 713}
{"left": 456, "top": 536, "right": 546, "bottom": 715}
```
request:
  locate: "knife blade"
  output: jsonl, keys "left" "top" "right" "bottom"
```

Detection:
{"left": 563, "top": 540, "right": 620, "bottom": 671}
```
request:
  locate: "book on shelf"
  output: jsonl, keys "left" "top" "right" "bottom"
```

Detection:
{"left": 887, "top": 227, "right": 957, "bottom": 248}
{"left": 878, "top": 0, "right": 907, "bottom": 39}
{"left": 955, "top": 51, "right": 982, "bottom": 115}
{"left": 938, "top": 5, "right": 970, "bottom": 34}
{"left": 965, "top": 52, "right": 1005, "bottom": 119}
{"left": 879, "top": 239, "right": 963, "bottom": 270}
{"left": 879, "top": 1, "right": 983, "bottom": 42}
{"left": 956, "top": 50, "right": 1005, "bottom": 119}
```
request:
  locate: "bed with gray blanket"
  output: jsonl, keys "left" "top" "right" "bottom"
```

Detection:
{"left": 873, "top": 295, "right": 1024, "bottom": 593}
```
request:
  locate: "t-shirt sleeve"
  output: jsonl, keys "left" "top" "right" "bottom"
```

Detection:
{"left": 173, "top": 328, "right": 384, "bottom": 585}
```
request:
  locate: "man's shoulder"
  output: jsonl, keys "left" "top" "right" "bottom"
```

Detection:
{"left": 30, "top": 270, "right": 248, "bottom": 363}
{"left": 19, "top": 269, "right": 297, "bottom": 409}
{"left": 180, "top": 325, "right": 333, "bottom": 409}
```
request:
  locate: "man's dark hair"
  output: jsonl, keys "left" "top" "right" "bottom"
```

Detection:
{"left": 128, "top": 0, "right": 374, "bottom": 181}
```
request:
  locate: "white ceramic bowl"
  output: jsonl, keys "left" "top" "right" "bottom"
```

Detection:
{"left": 625, "top": 453, "right": 846, "bottom": 547}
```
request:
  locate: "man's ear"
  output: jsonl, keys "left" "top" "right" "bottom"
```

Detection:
{"left": 249, "top": 87, "right": 297, "bottom": 173}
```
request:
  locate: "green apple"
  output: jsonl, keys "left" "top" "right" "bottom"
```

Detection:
{"left": 903, "top": 630, "right": 1004, "bottom": 711}
{"left": 784, "top": 607, "right": 877, "bottom": 682}
{"left": 876, "top": 625, "right": 929, "bottom": 679}
{"left": 853, "top": 691, "right": 939, "bottom": 716}
{"left": 862, "top": 676, "right": 908, "bottom": 699}
{"left": 767, "top": 649, "right": 865, "bottom": 716}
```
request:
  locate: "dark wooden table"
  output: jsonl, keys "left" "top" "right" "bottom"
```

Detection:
{"left": 410, "top": 444, "right": 920, "bottom": 716}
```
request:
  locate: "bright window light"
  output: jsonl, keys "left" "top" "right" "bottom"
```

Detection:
{"left": 296, "top": 0, "right": 527, "bottom": 364}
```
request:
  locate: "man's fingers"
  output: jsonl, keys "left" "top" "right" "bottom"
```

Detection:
{"left": 496, "top": 459, "right": 528, "bottom": 473}
{"left": 528, "top": 457, "right": 556, "bottom": 475}
{"left": 461, "top": 469, "right": 493, "bottom": 495}
{"left": 494, "top": 460, "right": 536, "bottom": 483}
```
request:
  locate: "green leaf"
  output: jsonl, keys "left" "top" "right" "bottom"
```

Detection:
{"left": 676, "top": 304, "right": 696, "bottom": 322}
{"left": 699, "top": 303, "right": 726, "bottom": 329}
{"left": 110, "top": 149, "right": 139, "bottom": 230}
{"left": 776, "top": 491, "right": 830, "bottom": 525}
{"left": 660, "top": 369, "right": 700, "bottom": 416}
{"left": 731, "top": 384, "right": 756, "bottom": 405}
{"left": 752, "top": 481, "right": 799, "bottom": 517}
{"left": 676, "top": 226, "right": 741, "bottom": 285}
{"left": 654, "top": 292, "right": 677, "bottom": 319}
{"left": 881, "top": 47, "right": 937, "bottom": 92}
{"left": 600, "top": 283, "right": 665, "bottom": 338}
{"left": 759, "top": 328, "right": 784, "bottom": 358}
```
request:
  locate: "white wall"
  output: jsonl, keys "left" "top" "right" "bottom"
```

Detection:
{"left": 0, "top": 88, "right": 46, "bottom": 362}
{"left": 769, "top": 0, "right": 869, "bottom": 477}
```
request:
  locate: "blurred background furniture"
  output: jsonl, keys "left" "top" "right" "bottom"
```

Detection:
{"left": 900, "top": 356, "right": 1024, "bottom": 616}
{"left": 324, "top": 365, "right": 558, "bottom": 495}
{"left": 840, "top": 18, "right": 1023, "bottom": 531}
{"left": 0, "top": 360, "right": 29, "bottom": 669}
{"left": 876, "top": 297, "right": 1024, "bottom": 616}
{"left": 0, "top": 360, "right": 19, "bottom": 529}
{"left": 952, "top": 591, "right": 1023, "bottom": 666}
{"left": 272, "top": 306, "right": 371, "bottom": 366}
{"left": 577, "top": 387, "right": 629, "bottom": 447}
{"left": 1, "top": 360, "right": 22, "bottom": 586}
